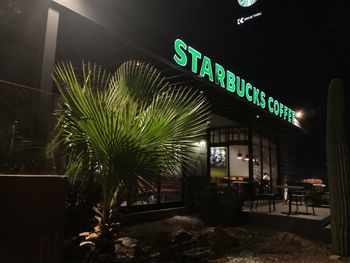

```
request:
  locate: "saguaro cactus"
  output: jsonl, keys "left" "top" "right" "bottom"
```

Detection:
{"left": 326, "top": 78, "right": 350, "bottom": 256}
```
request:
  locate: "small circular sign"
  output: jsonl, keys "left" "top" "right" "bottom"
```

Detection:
{"left": 238, "top": 0, "right": 258, "bottom": 7}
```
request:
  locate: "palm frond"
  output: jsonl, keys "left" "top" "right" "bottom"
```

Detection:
{"left": 49, "top": 60, "right": 211, "bottom": 220}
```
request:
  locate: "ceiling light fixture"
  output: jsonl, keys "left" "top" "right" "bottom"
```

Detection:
{"left": 237, "top": 149, "right": 242, "bottom": 160}
{"left": 244, "top": 154, "right": 249, "bottom": 161}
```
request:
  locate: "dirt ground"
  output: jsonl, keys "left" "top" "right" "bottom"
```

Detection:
{"left": 117, "top": 215, "right": 349, "bottom": 263}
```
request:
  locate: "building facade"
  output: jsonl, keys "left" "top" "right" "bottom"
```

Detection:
{"left": 0, "top": 0, "right": 302, "bottom": 211}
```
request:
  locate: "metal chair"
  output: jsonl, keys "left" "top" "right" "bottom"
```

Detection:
{"left": 290, "top": 182, "right": 315, "bottom": 215}
{"left": 245, "top": 181, "right": 276, "bottom": 213}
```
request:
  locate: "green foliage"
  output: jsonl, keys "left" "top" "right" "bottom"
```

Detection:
{"left": 48, "top": 60, "right": 210, "bottom": 259}
{"left": 48, "top": 60, "right": 210, "bottom": 220}
{"left": 326, "top": 78, "right": 350, "bottom": 256}
{"left": 195, "top": 185, "right": 244, "bottom": 226}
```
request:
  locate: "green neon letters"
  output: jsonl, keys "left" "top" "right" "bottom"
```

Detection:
{"left": 215, "top": 63, "right": 225, "bottom": 88}
{"left": 174, "top": 39, "right": 187, "bottom": 66}
{"left": 236, "top": 77, "right": 245, "bottom": 98}
{"left": 188, "top": 46, "right": 201, "bottom": 73}
{"left": 226, "top": 70, "right": 236, "bottom": 92}
{"left": 173, "top": 38, "right": 296, "bottom": 125}
{"left": 260, "top": 91, "right": 266, "bottom": 109}
{"left": 200, "top": 56, "right": 214, "bottom": 81}
{"left": 253, "top": 87, "right": 260, "bottom": 106}
{"left": 246, "top": 83, "right": 253, "bottom": 102}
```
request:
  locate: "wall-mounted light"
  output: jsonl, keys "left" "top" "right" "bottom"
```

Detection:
{"left": 295, "top": 111, "right": 303, "bottom": 119}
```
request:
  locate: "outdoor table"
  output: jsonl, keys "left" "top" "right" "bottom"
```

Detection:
{"left": 312, "top": 184, "right": 326, "bottom": 188}
{"left": 276, "top": 185, "right": 304, "bottom": 215}
{"left": 231, "top": 180, "right": 248, "bottom": 184}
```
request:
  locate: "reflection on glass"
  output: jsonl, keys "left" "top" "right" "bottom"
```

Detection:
{"left": 130, "top": 180, "right": 159, "bottom": 206}
{"left": 271, "top": 148, "right": 278, "bottom": 189}
{"left": 161, "top": 174, "right": 182, "bottom": 203}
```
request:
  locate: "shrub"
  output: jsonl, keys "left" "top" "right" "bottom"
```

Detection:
{"left": 195, "top": 185, "right": 244, "bottom": 226}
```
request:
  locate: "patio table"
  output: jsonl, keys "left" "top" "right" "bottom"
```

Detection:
{"left": 312, "top": 184, "right": 326, "bottom": 187}
{"left": 276, "top": 185, "right": 304, "bottom": 215}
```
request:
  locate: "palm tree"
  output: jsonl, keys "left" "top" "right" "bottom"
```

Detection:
{"left": 48, "top": 60, "right": 210, "bottom": 254}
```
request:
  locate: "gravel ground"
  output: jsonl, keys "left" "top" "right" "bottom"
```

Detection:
{"left": 120, "top": 215, "right": 350, "bottom": 263}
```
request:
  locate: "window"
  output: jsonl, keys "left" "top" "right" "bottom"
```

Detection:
{"left": 229, "top": 145, "right": 249, "bottom": 180}
{"left": 252, "top": 129, "right": 279, "bottom": 192}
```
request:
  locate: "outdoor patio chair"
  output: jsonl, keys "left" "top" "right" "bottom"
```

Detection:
{"left": 245, "top": 181, "right": 276, "bottom": 213}
{"left": 289, "top": 182, "right": 315, "bottom": 215}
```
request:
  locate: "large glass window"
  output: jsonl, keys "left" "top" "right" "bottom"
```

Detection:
{"left": 262, "top": 145, "right": 271, "bottom": 191}
{"left": 161, "top": 174, "right": 182, "bottom": 203}
{"left": 229, "top": 145, "right": 249, "bottom": 180}
{"left": 252, "top": 129, "right": 279, "bottom": 192}
{"left": 252, "top": 131, "right": 261, "bottom": 182}
{"left": 122, "top": 172, "right": 183, "bottom": 207}
{"left": 271, "top": 146, "right": 278, "bottom": 189}
{"left": 209, "top": 144, "right": 250, "bottom": 186}
{"left": 161, "top": 158, "right": 183, "bottom": 203}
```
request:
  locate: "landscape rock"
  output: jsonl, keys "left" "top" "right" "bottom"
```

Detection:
{"left": 276, "top": 231, "right": 302, "bottom": 244}
{"left": 276, "top": 231, "right": 288, "bottom": 241}
{"left": 209, "top": 226, "right": 239, "bottom": 254}
{"left": 164, "top": 215, "right": 204, "bottom": 231}
{"left": 182, "top": 246, "right": 212, "bottom": 262}
{"left": 330, "top": 255, "right": 342, "bottom": 262}
{"left": 115, "top": 215, "right": 332, "bottom": 263}
{"left": 154, "top": 231, "right": 170, "bottom": 244}
{"left": 116, "top": 237, "right": 139, "bottom": 248}
{"left": 299, "top": 239, "right": 315, "bottom": 248}
{"left": 149, "top": 251, "right": 160, "bottom": 258}
{"left": 172, "top": 229, "right": 192, "bottom": 244}
{"left": 115, "top": 237, "right": 140, "bottom": 259}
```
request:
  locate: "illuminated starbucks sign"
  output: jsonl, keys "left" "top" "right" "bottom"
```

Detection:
{"left": 173, "top": 38, "right": 296, "bottom": 125}
{"left": 238, "top": 0, "right": 258, "bottom": 7}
